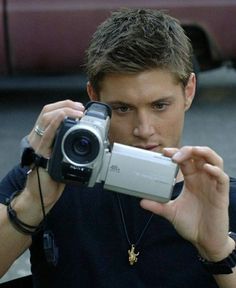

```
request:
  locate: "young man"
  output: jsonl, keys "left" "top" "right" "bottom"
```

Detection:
{"left": 0, "top": 8, "right": 236, "bottom": 287}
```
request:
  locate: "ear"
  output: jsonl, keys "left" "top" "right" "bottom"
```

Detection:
{"left": 184, "top": 73, "right": 196, "bottom": 111}
{"left": 87, "top": 81, "right": 99, "bottom": 101}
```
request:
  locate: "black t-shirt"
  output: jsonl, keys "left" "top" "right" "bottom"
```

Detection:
{"left": 1, "top": 165, "right": 236, "bottom": 288}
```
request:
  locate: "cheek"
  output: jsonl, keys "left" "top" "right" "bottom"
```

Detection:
{"left": 165, "top": 114, "right": 185, "bottom": 141}
{"left": 108, "top": 117, "right": 134, "bottom": 144}
{"left": 157, "top": 111, "right": 185, "bottom": 139}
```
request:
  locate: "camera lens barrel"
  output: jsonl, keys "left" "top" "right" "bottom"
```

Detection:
{"left": 63, "top": 129, "right": 100, "bottom": 164}
{"left": 48, "top": 101, "right": 112, "bottom": 184}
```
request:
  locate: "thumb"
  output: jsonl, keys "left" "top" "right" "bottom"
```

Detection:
{"left": 140, "top": 199, "right": 174, "bottom": 223}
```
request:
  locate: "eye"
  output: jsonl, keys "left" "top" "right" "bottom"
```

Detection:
{"left": 153, "top": 102, "right": 169, "bottom": 111}
{"left": 112, "top": 104, "right": 131, "bottom": 113}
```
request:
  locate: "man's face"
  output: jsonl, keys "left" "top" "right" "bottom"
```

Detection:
{"left": 88, "top": 69, "right": 195, "bottom": 153}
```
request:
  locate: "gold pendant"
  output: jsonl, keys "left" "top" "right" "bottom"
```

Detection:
{"left": 128, "top": 244, "right": 139, "bottom": 265}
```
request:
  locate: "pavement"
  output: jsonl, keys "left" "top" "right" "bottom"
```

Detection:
{"left": 0, "top": 66, "right": 236, "bottom": 283}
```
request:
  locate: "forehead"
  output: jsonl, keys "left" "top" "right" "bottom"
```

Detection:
{"left": 99, "top": 69, "right": 183, "bottom": 103}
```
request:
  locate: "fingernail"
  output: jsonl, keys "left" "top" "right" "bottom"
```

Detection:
{"left": 172, "top": 151, "right": 182, "bottom": 161}
{"left": 163, "top": 147, "right": 172, "bottom": 151}
{"left": 75, "top": 102, "right": 84, "bottom": 109}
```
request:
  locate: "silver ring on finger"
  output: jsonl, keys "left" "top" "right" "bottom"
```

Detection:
{"left": 34, "top": 125, "right": 45, "bottom": 137}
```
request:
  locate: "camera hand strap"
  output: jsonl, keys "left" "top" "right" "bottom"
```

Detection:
{"left": 21, "top": 147, "right": 48, "bottom": 169}
{"left": 21, "top": 147, "right": 59, "bottom": 266}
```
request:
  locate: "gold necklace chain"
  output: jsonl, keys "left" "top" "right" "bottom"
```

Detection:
{"left": 116, "top": 194, "right": 154, "bottom": 265}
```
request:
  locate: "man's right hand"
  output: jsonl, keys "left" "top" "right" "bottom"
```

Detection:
{"left": 24, "top": 100, "right": 85, "bottom": 217}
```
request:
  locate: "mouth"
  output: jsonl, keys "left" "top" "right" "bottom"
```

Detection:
{"left": 134, "top": 145, "right": 161, "bottom": 152}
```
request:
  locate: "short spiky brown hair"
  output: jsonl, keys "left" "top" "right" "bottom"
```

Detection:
{"left": 85, "top": 8, "right": 193, "bottom": 94}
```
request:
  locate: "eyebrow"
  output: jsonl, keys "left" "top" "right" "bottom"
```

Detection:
{"left": 152, "top": 96, "right": 176, "bottom": 102}
{"left": 106, "top": 101, "right": 130, "bottom": 106}
{"left": 106, "top": 96, "right": 175, "bottom": 106}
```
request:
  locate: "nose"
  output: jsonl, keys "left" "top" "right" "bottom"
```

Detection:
{"left": 133, "top": 111, "right": 155, "bottom": 139}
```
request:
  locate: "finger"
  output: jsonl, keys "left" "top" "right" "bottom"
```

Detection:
{"left": 40, "top": 99, "right": 84, "bottom": 115}
{"left": 163, "top": 147, "right": 179, "bottom": 158}
{"left": 36, "top": 113, "right": 64, "bottom": 157}
{"left": 37, "top": 101, "right": 85, "bottom": 130}
{"left": 173, "top": 146, "right": 224, "bottom": 168}
{"left": 39, "top": 107, "right": 84, "bottom": 129}
{"left": 140, "top": 199, "right": 175, "bottom": 223}
{"left": 203, "top": 163, "right": 229, "bottom": 186}
{"left": 29, "top": 101, "right": 85, "bottom": 147}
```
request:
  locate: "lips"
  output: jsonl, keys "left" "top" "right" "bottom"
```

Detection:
{"left": 134, "top": 144, "right": 160, "bottom": 152}
{"left": 146, "top": 145, "right": 159, "bottom": 151}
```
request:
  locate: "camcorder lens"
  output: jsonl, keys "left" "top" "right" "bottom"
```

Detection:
{"left": 73, "top": 136, "right": 91, "bottom": 156}
{"left": 63, "top": 129, "right": 100, "bottom": 164}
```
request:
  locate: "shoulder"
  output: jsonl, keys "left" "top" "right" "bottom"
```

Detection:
{"left": 230, "top": 177, "right": 236, "bottom": 187}
{"left": 229, "top": 177, "right": 236, "bottom": 203}
{"left": 0, "top": 164, "right": 27, "bottom": 204}
{"left": 229, "top": 177, "right": 236, "bottom": 230}
{"left": 230, "top": 177, "right": 236, "bottom": 196}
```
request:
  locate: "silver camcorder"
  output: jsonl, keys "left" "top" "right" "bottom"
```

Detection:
{"left": 48, "top": 102, "right": 178, "bottom": 203}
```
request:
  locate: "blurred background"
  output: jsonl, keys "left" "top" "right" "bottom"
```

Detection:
{"left": 0, "top": 0, "right": 236, "bottom": 284}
